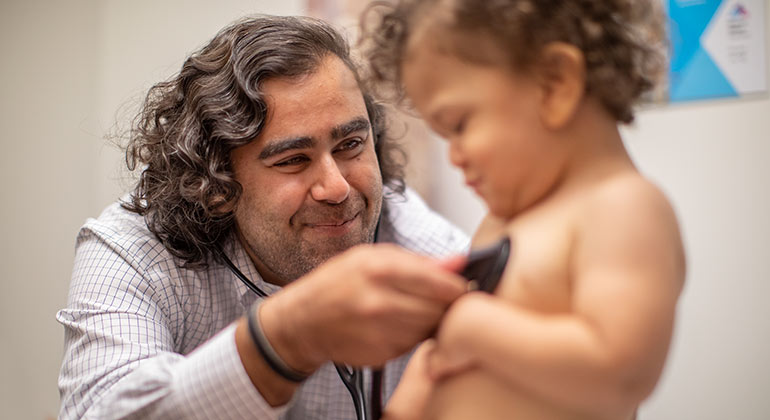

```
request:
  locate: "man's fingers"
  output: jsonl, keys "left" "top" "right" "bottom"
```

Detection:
{"left": 288, "top": 245, "right": 470, "bottom": 366}
{"left": 370, "top": 249, "right": 467, "bottom": 303}
{"left": 435, "top": 254, "right": 467, "bottom": 273}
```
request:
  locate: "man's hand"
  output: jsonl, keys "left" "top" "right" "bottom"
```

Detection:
{"left": 262, "top": 244, "right": 467, "bottom": 371}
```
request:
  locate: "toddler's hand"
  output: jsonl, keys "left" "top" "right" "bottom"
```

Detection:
{"left": 382, "top": 341, "right": 437, "bottom": 420}
{"left": 426, "top": 337, "right": 477, "bottom": 380}
{"left": 427, "top": 293, "right": 489, "bottom": 380}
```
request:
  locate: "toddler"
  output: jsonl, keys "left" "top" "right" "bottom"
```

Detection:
{"left": 362, "top": 1, "right": 685, "bottom": 419}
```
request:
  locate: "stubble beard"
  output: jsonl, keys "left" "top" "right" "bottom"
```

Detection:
{"left": 242, "top": 196, "right": 382, "bottom": 284}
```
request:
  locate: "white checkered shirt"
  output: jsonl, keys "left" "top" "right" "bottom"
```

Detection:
{"left": 57, "top": 188, "right": 469, "bottom": 420}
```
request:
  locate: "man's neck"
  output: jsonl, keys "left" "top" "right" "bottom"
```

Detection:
{"left": 234, "top": 228, "right": 289, "bottom": 287}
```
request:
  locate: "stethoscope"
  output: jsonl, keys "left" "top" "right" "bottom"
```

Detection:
{"left": 220, "top": 221, "right": 384, "bottom": 420}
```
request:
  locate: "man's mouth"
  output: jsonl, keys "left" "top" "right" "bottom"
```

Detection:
{"left": 306, "top": 218, "right": 354, "bottom": 228}
{"left": 303, "top": 211, "right": 360, "bottom": 229}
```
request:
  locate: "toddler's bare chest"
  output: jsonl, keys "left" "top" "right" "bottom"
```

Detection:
{"left": 495, "top": 215, "right": 574, "bottom": 313}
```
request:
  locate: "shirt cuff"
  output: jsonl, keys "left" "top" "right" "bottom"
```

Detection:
{"left": 164, "top": 323, "right": 289, "bottom": 420}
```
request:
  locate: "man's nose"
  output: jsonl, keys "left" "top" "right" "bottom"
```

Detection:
{"left": 310, "top": 156, "right": 351, "bottom": 204}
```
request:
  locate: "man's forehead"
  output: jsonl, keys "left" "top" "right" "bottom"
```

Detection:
{"left": 260, "top": 55, "right": 365, "bottom": 104}
{"left": 256, "top": 55, "right": 370, "bottom": 145}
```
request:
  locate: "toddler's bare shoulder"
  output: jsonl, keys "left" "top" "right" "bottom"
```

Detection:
{"left": 588, "top": 173, "right": 675, "bottom": 216}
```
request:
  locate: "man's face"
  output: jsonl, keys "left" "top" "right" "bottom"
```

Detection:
{"left": 231, "top": 54, "right": 383, "bottom": 285}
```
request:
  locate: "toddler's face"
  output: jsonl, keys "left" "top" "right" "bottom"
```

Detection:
{"left": 402, "top": 40, "right": 567, "bottom": 218}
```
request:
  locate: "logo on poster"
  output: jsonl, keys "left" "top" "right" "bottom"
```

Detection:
{"left": 727, "top": 3, "right": 751, "bottom": 63}
{"left": 730, "top": 4, "right": 749, "bottom": 18}
{"left": 728, "top": 3, "right": 750, "bottom": 38}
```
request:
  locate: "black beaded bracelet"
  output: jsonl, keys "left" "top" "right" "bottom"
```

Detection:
{"left": 247, "top": 300, "right": 310, "bottom": 383}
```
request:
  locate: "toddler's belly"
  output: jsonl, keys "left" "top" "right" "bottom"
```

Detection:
{"left": 424, "top": 369, "right": 632, "bottom": 420}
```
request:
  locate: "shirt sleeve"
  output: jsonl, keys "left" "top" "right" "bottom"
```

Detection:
{"left": 57, "top": 224, "right": 287, "bottom": 420}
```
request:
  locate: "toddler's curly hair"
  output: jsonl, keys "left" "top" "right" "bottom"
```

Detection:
{"left": 361, "top": 0, "right": 666, "bottom": 123}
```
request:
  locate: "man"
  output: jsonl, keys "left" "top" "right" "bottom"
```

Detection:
{"left": 57, "top": 15, "right": 469, "bottom": 420}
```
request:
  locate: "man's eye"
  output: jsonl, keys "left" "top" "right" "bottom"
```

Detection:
{"left": 336, "top": 138, "right": 364, "bottom": 153}
{"left": 273, "top": 156, "right": 308, "bottom": 167}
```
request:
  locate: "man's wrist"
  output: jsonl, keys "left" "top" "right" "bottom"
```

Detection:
{"left": 233, "top": 318, "right": 298, "bottom": 406}
{"left": 260, "top": 294, "right": 326, "bottom": 374}
{"left": 248, "top": 300, "right": 312, "bottom": 382}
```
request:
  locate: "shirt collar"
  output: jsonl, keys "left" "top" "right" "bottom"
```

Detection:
{"left": 225, "top": 237, "right": 283, "bottom": 306}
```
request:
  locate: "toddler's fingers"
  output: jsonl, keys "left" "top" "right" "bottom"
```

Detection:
{"left": 427, "top": 346, "right": 476, "bottom": 381}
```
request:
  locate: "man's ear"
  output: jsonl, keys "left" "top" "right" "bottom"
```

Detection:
{"left": 535, "top": 42, "right": 586, "bottom": 130}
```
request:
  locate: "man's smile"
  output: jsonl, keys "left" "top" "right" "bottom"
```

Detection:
{"left": 305, "top": 214, "right": 358, "bottom": 227}
{"left": 303, "top": 212, "right": 361, "bottom": 236}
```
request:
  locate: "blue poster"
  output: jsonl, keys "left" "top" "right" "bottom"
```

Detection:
{"left": 668, "top": 0, "right": 767, "bottom": 102}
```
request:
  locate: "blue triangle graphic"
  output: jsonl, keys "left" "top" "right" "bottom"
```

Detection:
{"left": 670, "top": 45, "right": 737, "bottom": 102}
{"left": 668, "top": 0, "right": 725, "bottom": 74}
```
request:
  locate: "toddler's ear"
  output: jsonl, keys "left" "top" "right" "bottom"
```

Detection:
{"left": 536, "top": 42, "right": 586, "bottom": 130}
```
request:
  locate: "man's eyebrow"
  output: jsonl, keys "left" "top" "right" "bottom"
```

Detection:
{"left": 331, "top": 117, "right": 371, "bottom": 140}
{"left": 257, "top": 117, "right": 370, "bottom": 160}
{"left": 258, "top": 136, "right": 314, "bottom": 160}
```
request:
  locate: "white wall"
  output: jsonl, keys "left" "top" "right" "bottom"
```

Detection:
{"left": 1, "top": 2, "right": 99, "bottom": 419}
{"left": 0, "top": 1, "right": 302, "bottom": 419}
{"left": 2, "top": 1, "right": 768, "bottom": 419}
